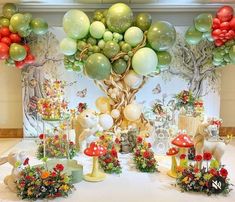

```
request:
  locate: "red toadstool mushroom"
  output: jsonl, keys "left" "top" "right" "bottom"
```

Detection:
{"left": 166, "top": 147, "right": 179, "bottom": 178}
{"left": 84, "top": 142, "right": 107, "bottom": 182}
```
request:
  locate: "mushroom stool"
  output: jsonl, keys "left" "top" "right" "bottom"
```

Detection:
{"left": 84, "top": 142, "right": 107, "bottom": 182}
{"left": 166, "top": 147, "right": 179, "bottom": 178}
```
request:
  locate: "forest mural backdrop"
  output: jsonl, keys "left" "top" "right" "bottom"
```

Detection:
{"left": 22, "top": 27, "right": 220, "bottom": 137}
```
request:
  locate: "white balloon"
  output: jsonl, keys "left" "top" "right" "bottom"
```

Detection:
{"left": 124, "top": 103, "right": 142, "bottom": 121}
{"left": 111, "top": 109, "right": 120, "bottom": 119}
{"left": 124, "top": 70, "right": 143, "bottom": 89}
{"left": 89, "top": 21, "right": 105, "bottom": 39}
{"left": 124, "top": 26, "right": 143, "bottom": 47}
{"left": 99, "top": 114, "right": 114, "bottom": 130}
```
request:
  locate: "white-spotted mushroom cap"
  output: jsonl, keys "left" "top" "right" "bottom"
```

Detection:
{"left": 171, "top": 132, "right": 194, "bottom": 148}
{"left": 166, "top": 147, "right": 179, "bottom": 156}
{"left": 84, "top": 142, "right": 107, "bottom": 157}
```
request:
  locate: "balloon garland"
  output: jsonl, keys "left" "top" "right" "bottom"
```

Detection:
{"left": 185, "top": 5, "right": 235, "bottom": 66}
{"left": 0, "top": 3, "right": 48, "bottom": 69}
{"left": 61, "top": 3, "right": 176, "bottom": 132}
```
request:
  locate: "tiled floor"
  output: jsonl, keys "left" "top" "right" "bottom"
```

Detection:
{"left": 0, "top": 138, "right": 22, "bottom": 156}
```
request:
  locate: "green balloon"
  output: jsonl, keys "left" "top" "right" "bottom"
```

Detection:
{"left": 3, "top": 3, "right": 18, "bottom": 19}
{"left": 135, "top": 13, "right": 152, "bottom": 31}
{"left": 106, "top": 3, "right": 133, "bottom": 33}
{"left": 185, "top": 26, "right": 203, "bottom": 45}
{"left": 60, "top": 37, "right": 77, "bottom": 56}
{"left": 0, "top": 17, "right": 10, "bottom": 27}
{"left": 18, "top": 26, "right": 32, "bottom": 37}
{"left": 9, "top": 25, "right": 17, "bottom": 33}
{"left": 85, "top": 53, "right": 112, "bottom": 80}
{"left": 194, "top": 13, "right": 213, "bottom": 33}
{"left": 30, "top": 18, "right": 48, "bottom": 35}
{"left": 103, "top": 41, "right": 120, "bottom": 58}
{"left": 157, "top": 51, "right": 172, "bottom": 68}
{"left": 147, "top": 21, "right": 176, "bottom": 51}
{"left": 10, "top": 43, "right": 27, "bottom": 61}
{"left": 63, "top": 9, "right": 90, "bottom": 39}
{"left": 89, "top": 21, "right": 105, "bottom": 39}
{"left": 132, "top": 47, "right": 158, "bottom": 75}
{"left": 10, "top": 13, "right": 28, "bottom": 31}
{"left": 121, "top": 43, "right": 132, "bottom": 53}
{"left": 124, "top": 26, "right": 143, "bottom": 47}
{"left": 113, "top": 59, "right": 127, "bottom": 74}
{"left": 229, "top": 45, "right": 235, "bottom": 62}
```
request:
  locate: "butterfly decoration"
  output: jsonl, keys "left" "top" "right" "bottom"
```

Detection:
{"left": 152, "top": 84, "right": 161, "bottom": 94}
{"left": 76, "top": 88, "right": 87, "bottom": 98}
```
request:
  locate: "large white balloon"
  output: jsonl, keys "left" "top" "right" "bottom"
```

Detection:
{"left": 124, "top": 70, "right": 143, "bottom": 89}
{"left": 132, "top": 47, "right": 158, "bottom": 75}
{"left": 60, "top": 37, "right": 77, "bottom": 56}
{"left": 124, "top": 26, "right": 143, "bottom": 47}
{"left": 99, "top": 114, "right": 114, "bottom": 130}
{"left": 124, "top": 103, "right": 142, "bottom": 121}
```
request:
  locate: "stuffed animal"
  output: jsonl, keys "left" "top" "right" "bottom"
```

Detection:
{"left": 194, "top": 122, "right": 230, "bottom": 163}
{"left": 77, "top": 109, "right": 103, "bottom": 152}
{"left": 0, "top": 151, "right": 27, "bottom": 192}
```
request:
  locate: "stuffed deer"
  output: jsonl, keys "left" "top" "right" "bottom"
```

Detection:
{"left": 0, "top": 151, "right": 28, "bottom": 192}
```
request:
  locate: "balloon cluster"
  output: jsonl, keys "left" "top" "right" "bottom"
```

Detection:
{"left": 212, "top": 6, "right": 235, "bottom": 47}
{"left": 0, "top": 3, "right": 48, "bottom": 69}
{"left": 61, "top": 3, "right": 176, "bottom": 78}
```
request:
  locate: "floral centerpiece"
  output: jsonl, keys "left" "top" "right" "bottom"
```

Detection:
{"left": 16, "top": 161, "right": 74, "bottom": 200}
{"left": 133, "top": 136, "right": 158, "bottom": 173}
{"left": 176, "top": 152, "right": 232, "bottom": 195}
{"left": 98, "top": 134, "right": 122, "bottom": 174}
{"left": 37, "top": 80, "right": 69, "bottom": 120}
{"left": 37, "top": 133, "right": 78, "bottom": 159}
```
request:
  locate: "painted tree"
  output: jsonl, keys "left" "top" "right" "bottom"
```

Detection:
{"left": 164, "top": 32, "right": 221, "bottom": 97}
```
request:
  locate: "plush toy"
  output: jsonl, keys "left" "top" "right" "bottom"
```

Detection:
{"left": 0, "top": 151, "right": 28, "bottom": 192}
{"left": 77, "top": 109, "right": 103, "bottom": 152}
{"left": 194, "top": 122, "right": 230, "bottom": 163}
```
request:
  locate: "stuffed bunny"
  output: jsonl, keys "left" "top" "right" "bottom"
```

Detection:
{"left": 0, "top": 151, "right": 27, "bottom": 192}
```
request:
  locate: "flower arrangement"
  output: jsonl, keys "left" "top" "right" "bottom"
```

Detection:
{"left": 98, "top": 134, "right": 122, "bottom": 174}
{"left": 133, "top": 136, "right": 158, "bottom": 173}
{"left": 37, "top": 80, "right": 69, "bottom": 120}
{"left": 77, "top": 102, "right": 87, "bottom": 113}
{"left": 37, "top": 133, "right": 78, "bottom": 159}
{"left": 176, "top": 152, "right": 232, "bottom": 195}
{"left": 16, "top": 162, "right": 74, "bottom": 200}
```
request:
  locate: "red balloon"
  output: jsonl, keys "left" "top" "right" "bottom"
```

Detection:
{"left": 25, "top": 54, "right": 35, "bottom": 64}
{"left": 23, "top": 44, "right": 30, "bottom": 53}
{"left": 217, "top": 6, "right": 234, "bottom": 22}
{"left": 220, "top": 21, "right": 230, "bottom": 30}
{"left": 213, "top": 18, "right": 221, "bottom": 29}
{"left": 215, "top": 39, "right": 224, "bottom": 46}
{"left": 15, "top": 60, "right": 25, "bottom": 69}
{"left": 0, "top": 42, "right": 9, "bottom": 59}
{"left": 0, "top": 27, "right": 11, "bottom": 37}
{"left": 229, "top": 17, "right": 235, "bottom": 30}
{"left": 227, "top": 30, "right": 235, "bottom": 38}
{"left": 212, "top": 29, "right": 222, "bottom": 39}
{"left": 1, "top": 37, "right": 11, "bottom": 46}
{"left": 9, "top": 34, "right": 21, "bottom": 43}
{"left": 0, "top": 33, "right": 1, "bottom": 40}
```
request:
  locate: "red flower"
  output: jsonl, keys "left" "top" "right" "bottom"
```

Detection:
{"left": 203, "top": 152, "right": 212, "bottom": 161}
{"left": 104, "top": 158, "right": 112, "bottom": 163}
{"left": 180, "top": 154, "right": 186, "bottom": 159}
{"left": 194, "top": 168, "right": 199, "bottom": 173}
{"left": 143, "top": 151, "right": 150, "bottom": 159}
{"left": 137, "top": 136, "right": 143, "bottom": 143}
{"left": 54, "top": 192, "right": 62, "bottom": 197}
{"left": 39, "top": 133, "right": 45, "bottom": 139}
{"left": 54, "top": 135, "right": 59, "bottom": 140}
{"left": 135, "top": 149, "right": 140, "bottom": 156}
{"left": 69, "top": 141, "right": 74, "bottom": 145}
{"left": 100, "top": 135, "right": 105, "bottom": 140}
{"left": 194, "top": 154, "right": 203, "bottom": 162}
{"left": 220, "top": 168, "right": 228, "bottom": 178}
{"left": 111, "top": 149, "right": 117, "bottom": 158}
{"left": 55, "top": 164, "right": 64, "bottom": 172}
{"left": 209, "top": 168, "right": 218, "bottom": 176}
{"left": 25, "top": 175, "right": 31, "bottom": 180}
{"left": 115, "top": 138, "right": 120, "bottom": 144}
{"left": 23, "top": 158, "right": 29, "bottom": 166}
{"left": 148, "top": 143, "right": 152, "bottom": 148}
{"left": 51, "top": 172, "right": 57, "bottom": 177}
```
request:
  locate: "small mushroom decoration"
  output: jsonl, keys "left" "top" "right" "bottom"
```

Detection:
{"left": 84, "top": 142, "right": 107, "bottom": 182}
{"left": 166, "top": 147, "right": 179, "bottom": 178}
{"left": 171, "top": 132, "right": 194, "bottom": 167}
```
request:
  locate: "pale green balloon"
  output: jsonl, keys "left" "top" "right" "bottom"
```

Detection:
{"left": 63, "top": 9, "right": 90, "bottom": 39}
{"left": 157, "top": 51, "right": 172, "bottom": 68}
{"left": 132, "top": 47, "right": 158, "bottom": 75}
{"left": 10, "top": 13, "right": 28, "bottom": 31}
{"left": 24, "top": 13, "right": 32, "bottom": 24}
{"left": 113, "top": 59, "right": 127, "bottom": 74}
{"left": 185, "top": 26, "right": 203, "bottom": 45}
{"left": 85, "top": 53, "right": 112, "bottom": 80}
{"left": 106, "top": 3, "right": 133, "bottom": 33}
{"left": 103, "top": 31, "right": 113, "bottom": 41}
{"left": 89, "top": 21, "right": 105, "bottom": 39}
{"left": 103, "top": 41, "right": 120, "bottom": 58}
{"left": 124, "top": 26, "right": 143, "bottom": 47}
{"left": 9, "top": 43, "right": 27, "bottom": 61}
{"left": 194, "top": 13, "right": 213, "bottom": 33}
{"left": 135, "top": 13, "right": 152, "bottom": 31}
{"left": 3, "top": 3, "right": 18, "bottom": 19}
{"left": 30, "top": 18, "right": 48, "bottom": 35}
{"left": 147, "top": 21, "right": 176, "bottom": 51}
{"left": 60, "top": 37, "right": 77, "bottom": 56}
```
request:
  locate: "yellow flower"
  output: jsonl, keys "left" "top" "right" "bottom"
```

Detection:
{"left": 60, "top": 184, "right": 70, "bottom": 191}
{"left": 203, "top": 173, "right": 213, "bottom": 180}
{"left": 182, "top": 176, "right": 189, "bottom": 183}
{"left": 41, "top": 171, "right": 50, "bottom": 179}
{"left": 199, "top": 181, "right": 205, "bottom": 186}
{"left": 27, "top": 189, "right": 33, "bottom": 196}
